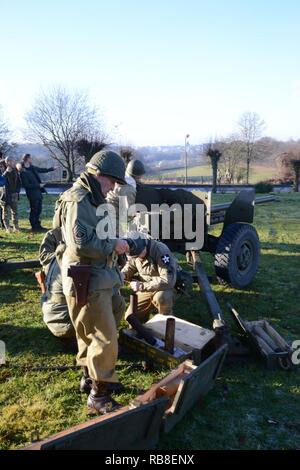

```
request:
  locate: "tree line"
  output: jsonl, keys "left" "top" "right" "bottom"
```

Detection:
{"left": 0, "top": 86, "right": 299, "bottom": 190}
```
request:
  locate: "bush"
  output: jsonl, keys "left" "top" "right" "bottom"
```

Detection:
{"left": 254, "top": 181, "right": 273, "bottom": 193}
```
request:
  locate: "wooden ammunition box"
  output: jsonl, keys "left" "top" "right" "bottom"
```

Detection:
{"left": 119, "top": 314, "right": 216, "bottom": 367}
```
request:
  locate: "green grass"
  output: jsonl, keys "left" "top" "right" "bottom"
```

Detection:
{"left": 0, "top": 193, "right": 300, "bottom": 450}
{"left": 152, "top": 164, "right": 276, "bottom": 184}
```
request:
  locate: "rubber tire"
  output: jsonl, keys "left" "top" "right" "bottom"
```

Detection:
{"left": 214, "top": 223, "right": 260, "bottom": 288}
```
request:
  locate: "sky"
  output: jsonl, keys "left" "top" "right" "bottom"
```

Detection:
{"left": 0, "top": 0, "right": 300, "bottom": 147}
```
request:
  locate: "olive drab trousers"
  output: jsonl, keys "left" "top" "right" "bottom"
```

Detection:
{"left": 1, "top": 192, "right": 19, "bottom": 230}
{"left": 66, "top": 289, "right": 122, "bottom": 383}
{"left": 125, "top": 289, "right": 174, "bottom": 323}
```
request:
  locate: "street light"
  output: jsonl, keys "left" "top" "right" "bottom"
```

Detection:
{"left": 185, "top": 134, "right": 190, "bottom": 185}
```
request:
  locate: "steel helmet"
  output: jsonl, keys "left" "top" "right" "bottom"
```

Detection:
{"left": 126, "top": 159, "right": 145, "bottom": 177}
{"left": 86, "top": 149, "right": 126, "bottom": 185}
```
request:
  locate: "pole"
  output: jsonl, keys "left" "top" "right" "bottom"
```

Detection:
{"left": 185, "top": 134, "right": 189, "bottom": 186}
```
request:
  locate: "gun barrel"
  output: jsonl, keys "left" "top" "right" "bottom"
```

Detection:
{"left": 210, "top": 195, "right": 275, "bottom": 225}
{"left": 0, "top": 259, "right": 40, "bottom": 274}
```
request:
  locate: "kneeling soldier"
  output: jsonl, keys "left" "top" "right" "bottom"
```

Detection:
{"left": 39, "top": 227, "right": 75, "bottom": 340}
{"left": 122, "top": 236, "right": 178, "bottom": 323}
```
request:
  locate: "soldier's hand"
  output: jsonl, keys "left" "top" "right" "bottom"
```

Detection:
{"left": 130, "top": 281, "right": 143, "bottom": 292}
{"left": 115, "top": 239, "right": 130, "bottom": 255}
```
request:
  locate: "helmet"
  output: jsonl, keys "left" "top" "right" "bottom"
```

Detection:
{"left": 125, "top": 235, "right": 148, "bottom": 257}
{"left": 126, "top": 159, "right": 145, "bottom": 177}
{"left": 86, "top": 149, "right": 126, "bottom": 185}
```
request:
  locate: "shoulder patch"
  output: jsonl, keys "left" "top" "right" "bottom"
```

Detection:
{"left": 161, "top": 254, "right": 170, "bottom": 265}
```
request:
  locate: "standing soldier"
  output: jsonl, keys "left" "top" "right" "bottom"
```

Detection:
{"left": 122, "top": 235, "right": 178, "bottom": 323}
{"left": 0, "top": 157, "right": 21, "bottom": 232}
{"left": 53, "top": 149, "right": 129, "bottom": 414}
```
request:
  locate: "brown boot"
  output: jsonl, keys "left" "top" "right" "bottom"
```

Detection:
{"left": 87, "top": 381, "right": 121, "bottom": 414}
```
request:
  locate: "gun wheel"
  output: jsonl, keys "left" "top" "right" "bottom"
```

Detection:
{"left": 214, "top": 223, "right": 260, "bottom": 289}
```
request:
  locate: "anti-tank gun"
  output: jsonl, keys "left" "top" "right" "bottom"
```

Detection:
{"left": 135, "top": 185, "right": 275, "bottom": 352}
{"left": 135, "top": 185, "right": 274, "bottom": 289}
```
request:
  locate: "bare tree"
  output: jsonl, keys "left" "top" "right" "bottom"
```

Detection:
{"left": 0, "top": 105, "right": 10, "bottom": 156}
{"left": 205, "top": 143, "right": 222, "bottom": 193}
{"left": 75, "top": 133, "right": 108, "bottom": 164}
{"left": 238, "top": 111, "right": 266, "bottom": 184}
{"left": 25, "top": 86, "right": 106, "bottom": 181}
{"left": 214, "top": 135, "right": 245, "bottom": 183}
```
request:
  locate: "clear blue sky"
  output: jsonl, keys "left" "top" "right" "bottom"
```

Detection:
{"left": 1, "top": 0, "right": 300, "bottom": 146}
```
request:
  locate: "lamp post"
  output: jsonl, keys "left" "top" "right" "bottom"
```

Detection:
{"left": 185, "top": 134, "right": 190, "bottom": 185}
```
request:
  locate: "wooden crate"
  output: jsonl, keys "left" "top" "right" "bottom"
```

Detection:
{"left": 119, "top": 314, "right": 215, "bottom": 367}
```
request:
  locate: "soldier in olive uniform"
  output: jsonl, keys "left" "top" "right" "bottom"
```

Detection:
{"left": 122, "top": 236, "right": 178, "bottom": 323}
{"left": 52, "top": 149, "right": 129, "bottom": 414}
{"left": 0, "top": 157, "right": 21, "bottom": 232}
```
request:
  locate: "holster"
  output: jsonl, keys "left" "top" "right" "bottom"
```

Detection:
{"left": 35, "top": 271, "right": 46, "bottom": 294}
{"left": 67, "top": 264, "right": 91, "bottom": 308}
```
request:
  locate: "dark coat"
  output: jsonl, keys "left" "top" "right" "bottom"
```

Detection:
{"left": 20, "top": 165, "right": 54, "bottom": 200}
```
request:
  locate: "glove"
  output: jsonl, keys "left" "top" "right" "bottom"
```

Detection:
{"left": 130, "top": 281, "right": 144, "bottom": 292}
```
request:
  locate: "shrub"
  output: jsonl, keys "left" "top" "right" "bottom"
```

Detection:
{"left": 254, "top": 181, "right": 273, "bottom": 193}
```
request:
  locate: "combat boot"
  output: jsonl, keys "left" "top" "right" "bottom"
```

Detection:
{"left": 80, "top": 367, "right": 125, "bottom": 395}
{"left": 87, "top": 381, "right": 121, "bottom": 414}
{"left": 79, "top": 366, "right": 92, "bottom": 394}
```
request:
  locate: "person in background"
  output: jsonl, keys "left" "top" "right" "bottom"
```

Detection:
{"left": 0, "top": 157, "right": 21, "bottom": 232}
{"left": 0, "top": 155, "right": 6, "bottom": 229}
{"left": 20, "top": 153, "right": 55, "bottom": 232}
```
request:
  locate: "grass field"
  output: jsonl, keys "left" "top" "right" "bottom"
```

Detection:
{"left": 0, "top": 193, "right": 300, "bottom": 450}
{"left": 152, "top": 164, "right": 276, "bottom": 184}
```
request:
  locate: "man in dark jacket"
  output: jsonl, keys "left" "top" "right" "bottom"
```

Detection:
{"left": 0, "top": 155, "right": 7, "bottom": 229}
{"left": 20, "top": 153, "right": 55, "bottom": 232}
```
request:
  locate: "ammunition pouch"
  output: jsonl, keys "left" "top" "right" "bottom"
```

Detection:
{"left": 35, "top": 271, "right": 46, "bottom": 294}
{"left": 67, "top": 264, "right": 91, "bottom": 308}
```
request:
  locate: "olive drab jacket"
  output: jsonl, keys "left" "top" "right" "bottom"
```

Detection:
{"left": 122, "top": 239, "right": 178, "bottom": 292}
{"left": 39, "top": 228, "right": 63, "bottom": 274}
{"left": 52, "top": 173, "right": 123, "bottom": 297}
